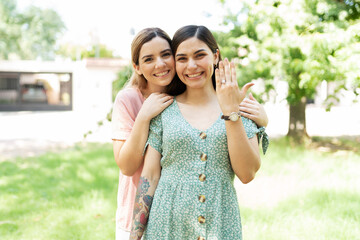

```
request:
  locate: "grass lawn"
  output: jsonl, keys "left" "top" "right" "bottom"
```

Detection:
{"left": 0, "top": 143, "right": 118, "bottom": 240}
{"left": 0, "top": 137, "right": 359, "bottom": 240}
{"left": 237, "top": 137, "right": 360, "bottom": 240}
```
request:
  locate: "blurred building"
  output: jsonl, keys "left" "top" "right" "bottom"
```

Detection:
{"left": 0, "top": 58, "right": 129, "bottom": 112}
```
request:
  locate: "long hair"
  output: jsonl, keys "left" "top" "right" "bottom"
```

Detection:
{"left": 126, "top": 28, "right": 172, "bottom": 90}
{"left": 166, "top": 25, "right": 222, "bottom": 96}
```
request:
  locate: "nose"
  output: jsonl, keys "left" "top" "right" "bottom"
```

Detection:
{"left": 155, "top": 57, "right": 166, "bottom": 69}
{"left": 188, "top": 58, "right": 197, "bottom": 69}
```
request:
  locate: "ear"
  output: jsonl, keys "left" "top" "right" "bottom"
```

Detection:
{"left": 213, "top": 49, "right": 220, "bottom": 66}
{"left": 132, "top": 62, "right": 142, "bottom": 75}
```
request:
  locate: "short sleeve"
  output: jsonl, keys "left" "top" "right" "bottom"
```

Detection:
{"left": 111, "top": 88, "right": 143, "bottom": 140}
{"left": 144, "top": 114, "right": 163, "bottom": 155}
{"left": 256, "top": 127, "right": 269, "bottom": 154}
{"left": 241, "top": 116, "right": 258, "bottom": 139}
{"left": 241, "top": 116, "right": 269, "bottom": 154}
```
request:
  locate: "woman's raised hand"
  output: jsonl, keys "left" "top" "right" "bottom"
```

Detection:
{"left": 215, "top": 58, "right": 254, "bottom": 115}
{"left": 138, "top": 93, "right": 173, "bottom": 121}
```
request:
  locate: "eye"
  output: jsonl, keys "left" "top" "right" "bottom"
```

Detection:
{"left": 162, "top": 52, "right": 172, "bottom": 58}
{"left": 196, "top": 53, "right": 206, "bottom": 58}
{"left": 144, "top": 57, "right": 153, "bottom": 63}
{"left": 176, "top": 57, "right": 186, "bottom": 62}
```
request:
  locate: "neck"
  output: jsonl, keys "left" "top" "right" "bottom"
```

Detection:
{"left": 180, "top": 83, "right": 217, "bottom": 105}
{"left": 142, "top": 83, "right": 166, "bottom": 98}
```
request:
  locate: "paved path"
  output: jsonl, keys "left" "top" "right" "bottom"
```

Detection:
{"left": 0, "top": 109, "right": 111, "bottom": 160}
{"left": 1, "top": 104, "right": 359, "bottom": 160}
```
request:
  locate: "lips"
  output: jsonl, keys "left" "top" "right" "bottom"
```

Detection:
{"left": 154, "top": 70, "right": 170, "bottom": 77}
{"left": 185, "top": 72, "right": 203, "bottom": 78}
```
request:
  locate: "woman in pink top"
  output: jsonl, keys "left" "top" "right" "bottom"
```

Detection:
{"left": 111, "top": 27, "right": 268, "bottom": 240}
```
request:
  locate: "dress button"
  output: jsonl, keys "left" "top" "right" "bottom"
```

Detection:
{"left": 198, "top": 195, "right": 206, "bottom": 203}
{"left": 200, "top": 153, "right": 207, "bottom": 161}
{"left": 197, "top": 237, "right": 205, "bottom": 240}
{"left": 199, "top": 132, "right": 207, "bottom": 139}
{"left": 198, "top": 216, "right": 206, "bottom": 224}
{"left": 199, "top": 174, "right": 206, "bottom": 182}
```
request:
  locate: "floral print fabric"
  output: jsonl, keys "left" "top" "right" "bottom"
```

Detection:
{"left": 144, "top": 99, "right": 259, "bottom": 240}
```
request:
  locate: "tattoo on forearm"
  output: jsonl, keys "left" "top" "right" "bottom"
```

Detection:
{"left": 130, "top": 176, "right": 154, "bottom": 240}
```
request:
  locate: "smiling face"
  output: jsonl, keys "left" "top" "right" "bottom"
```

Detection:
{"left": 134, "top": 36, "right": 175, "bottom": 90}
{"left": 175, "top": 37, "right": 219, "bottom": 90}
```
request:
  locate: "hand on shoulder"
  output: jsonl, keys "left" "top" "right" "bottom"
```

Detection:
{"left": 138, "top": 92, "right": 174, "bottom": 121}
{"left": 239, "top": 93, "right": 268, "bottom": 127}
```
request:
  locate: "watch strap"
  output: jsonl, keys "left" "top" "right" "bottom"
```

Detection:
{"left": 221, "top": 115, "right": 231, "bottom": 120}
{"left": 221, "top": 111, "right": 241, "bottom": 121}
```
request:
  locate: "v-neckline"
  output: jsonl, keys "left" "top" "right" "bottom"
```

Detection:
{"left": 173, "top": 97, "right": 222, "bottom": 133}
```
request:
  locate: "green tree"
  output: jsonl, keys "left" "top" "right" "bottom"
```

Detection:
{"left": 57, "top": 43, "right": 115, "bottom": 61}
{"left": 217, "top": 0, "right": 360, "bottom": 142}
{"left": 0, "top": 0, "right": 65, "bottom": 60}
{"left": 112, "top": 64, "right": 132, "bottom": 101}
{"left": 0, "top": 0, "right": 19, "bottom": 58}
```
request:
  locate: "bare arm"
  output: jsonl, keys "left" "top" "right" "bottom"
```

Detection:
{"left": 215, "top": 59, "right": 261, "bottom": 183}
{"left": 113, "top": 93, "right": 172, "bottom": 176}
{"left": 225, "top": 121, "right": 260, "bottom": 183}
{"left": 113, "top": 116, "right": 151, "bottom": 176}
{"left": 129, "top": 146, "right": 161, "bottom": 240}
{"left": 239, "top": 92, "right": 268, "bottom": 127}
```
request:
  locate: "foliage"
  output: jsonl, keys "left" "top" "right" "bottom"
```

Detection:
{"left": 0, "top": 0, "right": 65, "bottom": 60}
{"left": 216, "top": 0, "right": 360, "bottom": 140}
{"left": 57, "top": 43, "right": 115, "bottom": 61}
{"left": 112, "top": 64, "right": 133, "bottom": 101}
{"left": 218, "top": 0, "right": 360, "bottom": 103}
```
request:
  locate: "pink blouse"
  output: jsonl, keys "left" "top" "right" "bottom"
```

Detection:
{"left": 111, "top": 87, "right": 145, "bottom": 232}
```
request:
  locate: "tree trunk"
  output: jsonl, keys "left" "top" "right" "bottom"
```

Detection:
{"left": 287, "top": 96, "right": 309, "bottom": 143}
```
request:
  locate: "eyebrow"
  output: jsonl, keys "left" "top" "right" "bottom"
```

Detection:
{"left": 141, "top": 49, "right": 172, "bottom": 60}
{"left": 176, "top": 49, "right": 206, "bottom": 57}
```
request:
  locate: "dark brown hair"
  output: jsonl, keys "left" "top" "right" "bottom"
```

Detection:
{"left": 166, "top": 25, "right": 222, "bottom": 96}
{"left": 126, "top": 28, "right": 172, "bottom": 90}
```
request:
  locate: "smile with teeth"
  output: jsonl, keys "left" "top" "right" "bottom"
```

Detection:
{"left": 154, "top": 71, "right": 169, "bottom": 77}
{"left": 186, "top": 72, "right": 203, "bottom": 78}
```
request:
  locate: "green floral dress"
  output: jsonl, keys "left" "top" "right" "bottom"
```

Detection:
{"left": 144, "top": 99, "right": 262, "bottom": 240}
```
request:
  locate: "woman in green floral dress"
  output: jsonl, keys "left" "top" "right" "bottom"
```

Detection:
{"left": 130, "top": 25, "right": 269, "bottom": 240}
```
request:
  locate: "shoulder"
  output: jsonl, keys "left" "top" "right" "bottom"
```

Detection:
{"left": 115, "top": 87, "right": 142, "bottom": 102}
{"left": 111, "top": 88, "right": 143, "bottom": 132}
{"left": 150, "top": 99, "right": 176, "bottom": 125}
{"left": 164, "top": 99, "right": 177, "bottom": 113}
{"left": 113, "top": 87, "right": 144, "bottom": 110}
{"left": 158, "top": 99, "right": 177, "bottom": 120}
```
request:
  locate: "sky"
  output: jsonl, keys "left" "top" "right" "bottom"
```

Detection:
{"left": 17, "top": 0, "right": 237, "bottom": 59}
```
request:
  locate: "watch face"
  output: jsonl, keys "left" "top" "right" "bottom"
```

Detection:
{"left": 229, "top": 112, "right": 240, "bottom": 121}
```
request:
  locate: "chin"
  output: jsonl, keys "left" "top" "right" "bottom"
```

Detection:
{"left": 185, "top": 80, "right": 207, "bottom": 88}
{"left": 161, "top": 78, "right": 173, "bottom": 86}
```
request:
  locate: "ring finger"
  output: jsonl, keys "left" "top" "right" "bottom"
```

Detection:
{"left": 219, "top": 61, "right": 226, "bottom": 84}
{"left": 224, "top": 58, "right": 231, "bottom": 83}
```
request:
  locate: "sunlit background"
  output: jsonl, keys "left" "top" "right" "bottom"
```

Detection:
{"left": 17, "top": 0, "right": 229, "bottom": 58}
{"left": 1, "top": 0, "right": 360, "bottom": 239}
